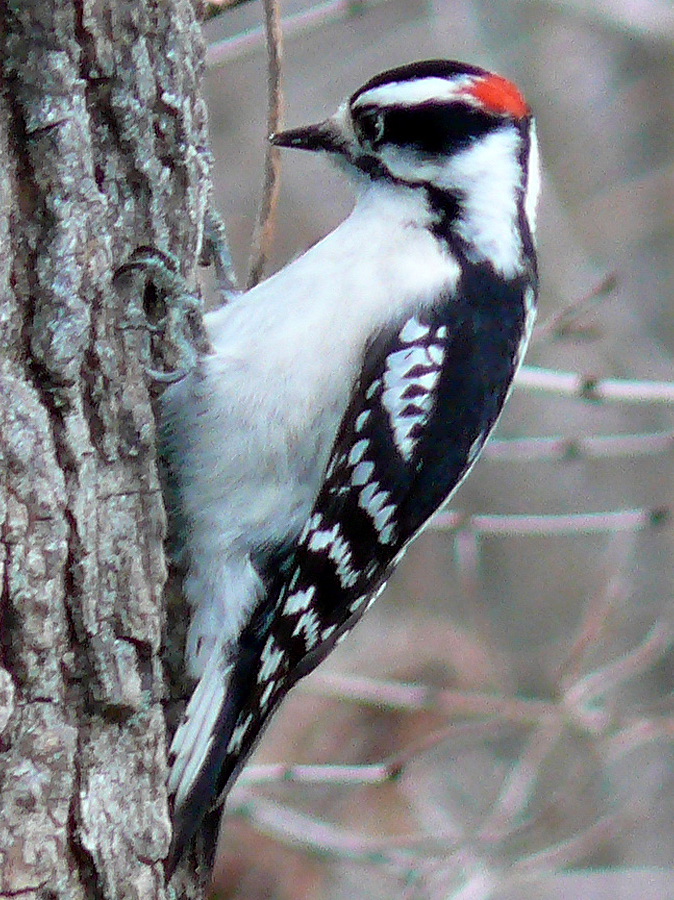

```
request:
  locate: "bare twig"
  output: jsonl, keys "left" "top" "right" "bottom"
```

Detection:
{"left": 207, "top": 0, "right": 384, "bottom": 68}
{"left": 246, "top": 0, "right": 283, "bottom": 288}
{"left": 484, "top": 430, "right": 674, "bottom": 463}
{"left": 513, "top": 812, "right": 623, "bottom": 875}
{"left": 533, "top": 272, "right": 618, "bottom": 344}
{"left": 564, "top": 619, "right": 674, "bottom": 711}
{"left": 557, "top": 531, "right": 636, "bottom": 687}
{"left": 228, "top": 792, "right": 452, "bottom": 864}
{"left": 516, "top": 366, "right": 674, "bottom": 404}
{"left": 602, "top": 716, "right": 674, "bottom": 763}
{"left": 307, "top": 672, "right": 558, "bottom": 724}
{"left": 238, "top": 760, "right": 394, "bottom": 787}
{"left": 533, "top": 272, "right": 617, "bottom": 345}
{"left": 430, "top": 508, "right": 666, "bottom": 537}
{"left": 478, "top": 718, "right": 566, "bottom": 842}
{"left": 238, "top": 723, "right": 496, "bottom": 790}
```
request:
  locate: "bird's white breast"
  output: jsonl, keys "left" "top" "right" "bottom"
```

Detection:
{"left": 186, "top": 183, "right": 460, "bottom": 543}
{"left": 160, "top": 183, "right": 460, "bottom": 670}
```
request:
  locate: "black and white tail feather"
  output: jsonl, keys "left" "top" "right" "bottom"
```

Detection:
{"left": 162, "top": 59, "right": 540, "bottom": 874}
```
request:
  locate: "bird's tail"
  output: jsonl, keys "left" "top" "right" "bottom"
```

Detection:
{"left": 165, "top": 619, "right": 282, "bottom": 877}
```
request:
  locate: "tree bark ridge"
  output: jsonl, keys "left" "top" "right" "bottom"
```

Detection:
{"left": 0, "top": 1, "right": 212, "bottom": 896}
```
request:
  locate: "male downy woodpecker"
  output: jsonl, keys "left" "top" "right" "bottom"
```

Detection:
{"left": 161, "top": 59, "right": 540, "bottom": 871}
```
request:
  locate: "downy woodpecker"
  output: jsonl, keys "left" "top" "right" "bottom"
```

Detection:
{"left": 161, "top": 59, "right": 540, "bottom": 871}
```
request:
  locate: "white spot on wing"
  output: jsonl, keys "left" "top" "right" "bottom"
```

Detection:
{"left": 306, "top": 521, "right": 360, "bottom": 588}
{"left": 427, "top": 343, "right": 444, "bottom": 365}
{"left": 466, "top": 433, "right": 486, "bottom": 467}
{"left": 359, "top": 482, "right": 389, "bottom": 517}
{"left": 259, "top": 681, "right": 275, "bottom": 710}
{"left": 348, "top": 439, "right": 369, "bottom": 465}
{"left": 379, "top": 522, "right": 396, "bottom": 544}
{"left": 309, "top": 528, "right": 339, "bottom": 552}
{"left": 299, "top": 513, "right": 323, "bottom": 542}
{"left": 258, "top": 636, "right": 283, "bottom": 682}
{"left": 518, "top": 285, "right": 537, "bottom": 366}
{"left": 410, "top": 370, "right": 439, "bottom": 392}
{"left": 347, "top": 580, "right": 388, "bottom": 616}
{"left": 399, "top": 317, "right": 430, "bottom": 343}
{"left": 386, "top": 345, "right": 430, "bottom": 377}
{"left": 287, "top": 570, "right": 299, "bottom": 591}
{"left": 352, "top": 460, "right": 375, "bottom": 485}
{"left": 373, "top": 503, "right": 396, "bottom": 531}
{"left": 508, "top": 284, "right": 537, "bottom": 377}
{"left": 381, "top": 325, "right": 444, "bottom": 461}
{"left": 355, "top": 410, "right": 371, "bottom": 432}
{"left": 336, "top": 563, "right": 359, "bottom": 588}
{"left": 227, "top": 713, "right": 253, "bottom": 753}
{"left": 365, "top": 379, "right": 381, "bottom": 401}
{"left": 283, "top": 586, "right": 316, "bottom": 614}
{"left": 292, "top": 608, "right": 320, "bottom": 647}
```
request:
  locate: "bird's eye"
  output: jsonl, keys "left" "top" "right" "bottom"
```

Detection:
{"left": 354, "top": 109, "right": 386, "bottom": 147}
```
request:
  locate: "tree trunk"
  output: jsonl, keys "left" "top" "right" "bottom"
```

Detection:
{"left": 0, "top": 1, "right": 212, "bottom": 896}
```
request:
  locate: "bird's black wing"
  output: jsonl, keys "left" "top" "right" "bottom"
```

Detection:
{"left": 167, "top": 268, "right": 532, "bottom": 871}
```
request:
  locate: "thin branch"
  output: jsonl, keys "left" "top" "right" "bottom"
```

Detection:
{"left": 246, "top": 0, "right": 283, "bottom": 288}
{"left": 239, "top": 722, "right": 505, "bottom": 790}
{"left": 307, "top": 672, "right": 558, "bottom": 724}
{"left": 206, "top": 0, "right": 386, "bottom": 68}
{"left": 484, "top": 430, "right": 674, "bottom": 463}
{"left": 430, "top": 508, "right": 666, "bottom": 537}
{"left": 564, "top": 619, "right": 674, "bottom": 710}
{"left": 477, "top": 718, "right": 566, "bottom": 842}
{"left": 516, "top": 366, "right": 674, "bottom": 404}
{"left": 557, "top": 531, "right": 636, "bottom": 687}
{"left": 453, "top": 527, "right": 481, "bottom": 605}
{"left": 602, "top": 716, "right": 674, "bottom": 763}
{"left": 533, "top": 272, "right": 617, "bottom": 345}
{"left": 536, "top": 0, "right": 674, "bottom": 44}
{"left": 239, "top": 760, "right": 393, "bottom": 787}
{"left": 512, "top": 812, "right": 623, "bottom": 875}
{"left": 228, "top": 792, "right": 449, "bottom": 864}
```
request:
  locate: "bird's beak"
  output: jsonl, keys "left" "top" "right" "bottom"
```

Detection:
{"left": 271, "top": 119, "right": 345, "bottom": 154}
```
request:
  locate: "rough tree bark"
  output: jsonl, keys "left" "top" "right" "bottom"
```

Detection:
{"left": 0, "top": 1, "right": 213, "bottom": 897}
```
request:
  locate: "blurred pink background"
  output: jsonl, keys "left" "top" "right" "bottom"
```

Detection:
{"left": 200, "top": 3, "right": 674, "bottom": 897}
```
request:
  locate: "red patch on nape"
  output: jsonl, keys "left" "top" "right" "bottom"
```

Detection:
{"left": 461, "top": 74, "right": 530, "bottom": 119}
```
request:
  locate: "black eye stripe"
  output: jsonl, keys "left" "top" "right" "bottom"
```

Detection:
{"left": 353, "top": 103, "right": 499, "bottom": 154}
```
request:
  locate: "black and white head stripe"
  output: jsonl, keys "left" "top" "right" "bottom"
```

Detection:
{"left": 351, "top": 60, "right": 531, "bottom": 120}
{"left": 348, "top": 60, "right": 531, "bottom": 157}
{"left": 342, "top": 60, "right": 540, "bottom": 280}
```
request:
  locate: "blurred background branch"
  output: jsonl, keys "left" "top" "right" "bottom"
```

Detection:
{"left": 202, "top": 1, "right": 674, "bottom": 898}
{"left": 245, "top": 0, "right": 284, "bottom": 287}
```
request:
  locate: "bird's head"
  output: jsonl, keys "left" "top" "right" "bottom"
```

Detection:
{"left": 271, "top": 60, "right": 540, "bottom": 273}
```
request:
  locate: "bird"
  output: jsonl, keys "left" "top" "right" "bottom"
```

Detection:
{"left": 159, "top": 58, "right": 540, "bottom": 873}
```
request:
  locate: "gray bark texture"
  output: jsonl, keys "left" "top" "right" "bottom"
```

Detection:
{"left": 0, "top": 1, "right": 213, "bottom": 897}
